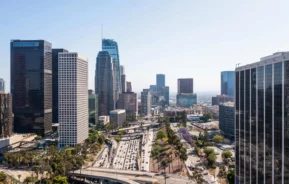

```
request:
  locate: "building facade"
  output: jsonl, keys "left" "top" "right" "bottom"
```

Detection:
{"left": 98, "top": 116, "right": 109, "bottom": 126}
{"left": 156, "top": 74, "right": 165, "bottom": 87}
{"left": 58, "top": 52, "right": 88, "bottom": 147}
{"left": 176, "top": 93, "right": 197, "bottom": 108}
{"left": 178, "top": 78, "right": 194, "bottom": 94}
{"left": 117, "top": 92, "right": 138, "bottom": 118}
{"left": 52, "top": 48, "right": 68, "bottom": 124}
{"left": 221, "top": 71, "right": 235, "bottom": 97}
{"left": 110, "top": 109, "right": 126, "bottom": 128}
{"left": 89, "top": 93, "right": 98, "bottom": 127}
{"left": 121, "top": 74, "right": 126, "bottom": 93}
{"left": 0, "top": 79, "right": 5, "bottom": 93}
{"left": 126, "top": 82, "right": 132, "bottom": 92}
{"left": 141, "top": 89, "right": 151, "bottom": 117}
{"left": 10, "top": 40, "right": 52, "bottom": 136}
{"left": 0, "top": 94, "right": 13, "bottom": 138}
{"left": 102, "top": 39, "right": 121, "bottom": 95}
{"left": 235, "top": 52, "right": 289, "bottom": 183}
{"left": 219, "top": 102, "right": 234, "bottom": 139}
{"left": 120, "top": 65, "right": 125, "bottom": 75}
{"left": 95, "top": 51, "right": 115, "bottom": 116}
{"left": 212, "top": 95, "right": 234, "bottom": 106}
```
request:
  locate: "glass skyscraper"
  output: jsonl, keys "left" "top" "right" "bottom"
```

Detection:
{"left": 156, "top": 74, "right": 165, "bottom": 87}
{"left": 102, "top": 39, "right": 121, "bottom": 100}
{"left": 221, "top": 71, "right": 235, "bottom": 97}
{"left": 10, "top": 40, "right": 52, "bottom": 136}
{"left": 235, "top": 52, "right": 289, "bottom": 183}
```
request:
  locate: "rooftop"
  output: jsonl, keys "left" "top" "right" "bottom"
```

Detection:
{"left": 110, "top": 109, "right": 126, "bottom": 114}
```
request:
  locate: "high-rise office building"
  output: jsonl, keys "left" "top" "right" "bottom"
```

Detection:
{"left": 165, "top": 86, "right": 169, "bottom": 105}
{"left": 178, "top": 78, "right": 194, "bottom": 94}
{"left": 89, "top": 93, "right": 98, "bottom": 127}
{"left": 58, "top": 52, "right": 88, "bottom": 147}
{"left": 10, "top": 40, "right": 52, "bottom": 136}
{"left": 141, "top": 89, "right": 151, "bottom": 117}
{"left": 0, "top": 79, "right": 5, "bottom": 93}
{"left": 219, "top": 102, "right": 234, "bottom": 139}
{"left": 156, "top": 74, "right": 165, "bottom": 87}
{"left": 221, "top": 71, "right": 234, "bottom": 97}
{"left": 176, "top": 94, "right": 197, "bottom": 107}
{"left": 121, "top": 74, "right": 126, "bottom": 93}
{"left": 120, "top": 65, "right": 125, "bottom": 75}
{"left": 95, "top": 51, "right": 115, "bottom": 115}
{"left": 117, "top": 92, "right": 138, "bottom": 118}
{"left": 149, "top": 85, "right": 158, "bottom": 105}
{"left": 235, "top": 52, "right": 289, "bottom": 183}
{"left": 52, "top": 48, "right": 68, "bottom": 124}
{"left": 127, "top": 82, "right": 132, "bottom": 92}
{"left": 0, "top": 93, "right": 13, "bottom": 138}
{"left": 102, "top": 39, "right": 121, "bottom": 94}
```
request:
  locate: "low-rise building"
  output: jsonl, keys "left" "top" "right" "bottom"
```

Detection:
{"left": 117, "top": 92, "right": 138, "bottom": 119}
{"left": 98, "top": 116, "right": 110, "bottom": 126}
{"left": 110, "top": 109, "right": 126, "bottom": 128}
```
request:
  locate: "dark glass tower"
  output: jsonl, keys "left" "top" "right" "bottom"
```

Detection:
{"left": 178, "top": 78, "right": 194, "bottom": 93}
{"left": 221, "top": 71, "right": 235, "bottom": 97}
{"left": 10, "top": 40, "right": 52, "bottom": 136}
{"left": 52, "top": 49, "right": 68, "bottom": 124}
{"left": 95, "top": 51, "right": 115, "bottom": 116}
{"left": 235, "top": 52, "right": 288, "bottom": 183}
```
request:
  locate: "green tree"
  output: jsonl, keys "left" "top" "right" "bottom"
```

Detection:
{"left": 218, "top": 166, "right": 227, "bottom": 178}
{"left": 188, "top": 169, "right": 205, "bottom": 184}
{"left": 115, "top": 136, "right": 122, "bottom": 142}
{"left": 204, "top": 148, "right": 214, "bottom": 157}
{"left": 207, "top": 153, "right": 217, "bottom": 167}
{"left": 35, "top": 135, "right": 42, "bottom": 140}
{"left": 227, "top": 169, "right": 235, "bottom": 184}
{"left": 52, "top": 175, "right": 68, "bottom": 184}
{"left": 156, "top": 130, "right": 167, "bottom": 139}
{"left": 222, "top": 150, "right": 232, "bottom": 159}
{"left": 213, "top": 135, "right": 224, "bottom": 143}
{"left": 24, "top": 176, "right": 37, "bottom": 184}
{"left": 0, "top": 172, "right": 7, "bottom": 182}
{"left": 203, "top": 128, "right": 209, "bottom": 142}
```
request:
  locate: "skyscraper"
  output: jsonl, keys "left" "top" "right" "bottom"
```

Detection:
{"left": 10, "top": 40, "right": 52, "bottom": 136}
{"left": 141, "top": 89, "right": 151, "bottom": 117}
{"left": 121, "top": 74, "right": 126, "bottom": 93}
{"left": 219, "top": 102, "right": 234, "bottom": 139}
{"left": 235, "top": 52, "right": 289, "bottom": 183}
{"left": 58, "top": 52, "right": 88, "bottom": 147}
{"left": 0, "top": 79, "right": 5, "bottom": 93}
{"left": 95, "top": 51, "right": 115, "bottom": 115}
{"left": 0, "top": 93, "right": 13, "bottom": 138}
{"left": 120, "top": 65, "right": 125, "bottom": 75}
{"left": 165, "top": 86, "right": 169, "bottom": 105}
{"left": 52, "top": 48, "right": 68, "bottom": 124}
{"left": 178, "top": 78, "right": 194, "bottom": 94}
{"left": 156, "top": 74, "right": 165, "bottom": 87}
{"left": 221, "top": 71, "right": 235, "bottom": 97}
{"left": 127, "top": 82, "right": 132, "bottom": 92}
{"left": 89, "top": 93, "right": 98, "bottom": 127}
{"left": 102, "top": 39, "right": 121, "bottom": 94}
{"left": 117, "top": 92, "right": 138, "bottom": 118}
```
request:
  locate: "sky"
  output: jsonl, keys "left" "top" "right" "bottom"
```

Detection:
{"left": 1, "top": 0, "right": 289, "bottom": 93}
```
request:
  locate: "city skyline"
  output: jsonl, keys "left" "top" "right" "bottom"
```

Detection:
{"left": 2, "top": 1, "right": 289, "bottom": 93}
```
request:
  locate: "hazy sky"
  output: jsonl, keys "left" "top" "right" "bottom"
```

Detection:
{"left": 1, "top": 0, "right": 289, "bottom": 93}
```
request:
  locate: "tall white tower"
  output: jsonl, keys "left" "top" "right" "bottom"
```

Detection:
{"left": 58, "top": 52, "right": 88, "bottom": 147}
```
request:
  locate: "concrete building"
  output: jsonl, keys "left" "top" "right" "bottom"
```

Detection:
{"left": 177, "top": 93, "right": 197, "bottom": 108}
{"left": 156, "top": 74, "right": 165, "bottom": 87}
{"left": 120, "top": 65, "right": 125, "bottom": 75}
{"left": 58, "top": 52, "right": 88, "bottom": 147}
{"left": 141, "top": 89, "right": 151, "bottom": 117}
{"left": 89, "top": 93, "right": 98, "bottom": 127}
{"left": 52, "top": 48, "right": 68, "bottom": 124}
{"left": 95, "top": 51, "right": 115, "bottom": 115}
{"left": 88, "top": 90, "right": 94, "bottom": 95}
{"left": 126, "top": 82, "right": 132, "bottom": 92}
{"left": 211, "top": 95, "right": 234, "bottom": 106}
{"left": 121, "top": 74, "right": 126, "bottom": 93}
{"left": 178, "top": 78, "right": 194, "bottom": 93}
{"left": 10, "top": 40, "right": 52, "bottom": 136}
{"left": 0, "top": 79, "right": 5, "bottom": 93}
{"left": 234, "top": 52, "right": 289, "bottom": 183}
{"left": 98, "top": 116, "right": 110, "bottom": 126}
{"left": 221, "top": 71, "right": 235, "bottom": 97}
{"left": 219, "top": 102, "right": 234, "bottom": 139}
{"left": 117, "top": 92, "right": 138, "bottom": 118}
{"left": 110, "top": 109, "right": 126, "bottom": 128}
{"left": 0, "top": 93, "right": 13, "bottom": 138}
